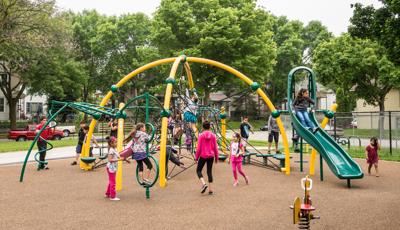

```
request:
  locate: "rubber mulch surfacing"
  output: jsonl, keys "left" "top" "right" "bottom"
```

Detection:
{"left": 1, "top": 153, "right": 400, "bottom": 230}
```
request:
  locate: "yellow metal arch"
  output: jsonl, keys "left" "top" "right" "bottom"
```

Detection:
{"left": 82, "top": 56, "right": 291, "bottom": 189}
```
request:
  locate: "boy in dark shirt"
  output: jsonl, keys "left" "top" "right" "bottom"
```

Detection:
{"left": 240, "top": 116, "right": 253, "bottom": 152}
{"left": 71, "top": 121, "right": 86, "bottom": 165}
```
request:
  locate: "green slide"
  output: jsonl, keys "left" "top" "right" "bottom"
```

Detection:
{"left": 288, "top": 67, "right": 364, "bottom": 180}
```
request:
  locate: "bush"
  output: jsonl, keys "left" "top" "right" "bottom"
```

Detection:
{"left": 0, "top": 120, "right": 29, "bottom": 129}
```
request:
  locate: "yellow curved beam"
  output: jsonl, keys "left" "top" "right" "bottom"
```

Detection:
{"left": 159, "top": 56, "right": 184, "bottom": 187}
{"left": 184, "top": 62, "right": 194, "bottom": 89}
{"left": 81, "top": 58, "right": 176, "bottom": 169}
{"left": 309, "top": 103, "right": 338, "bottom": 175}
{"left": 184, "top": 57, "right": 291, "bottom": 174}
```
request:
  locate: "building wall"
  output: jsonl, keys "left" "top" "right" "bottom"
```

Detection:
{"left": 0, "top": 90, "right": 47, "bottom": 121}
{"left": 354, "top": 89, "right": 400, "bottom": 129}
{"left": 0, "top": 94, "right": 9, "bottom": 120}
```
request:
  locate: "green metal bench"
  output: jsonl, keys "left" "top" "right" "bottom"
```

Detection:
{"left": 273, "top": 154, "right": 287, "bottom": 168}
{"left": 256, "top": 153, "right": 275, "bottom": 166}
{"left": 243, "top": 151, "right": 257, "bottom": 164}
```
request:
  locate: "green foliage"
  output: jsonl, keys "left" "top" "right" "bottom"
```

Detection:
{"left": 267, "top": 17, "right": 332, "bottom": 104}
{"left": 313, "top": 34, "right": 400, "bottom": 112}
{"left": 0, "top": 0, "right": 86, "bottom": 129}
{"left": 152, "top": 0, "right": 277, "bottom": 102}
{"left": 0, "top": 120, "right": 28, "bottom": 129}
{"left": 349, "top": 2, "right": 400, "bottom": 65}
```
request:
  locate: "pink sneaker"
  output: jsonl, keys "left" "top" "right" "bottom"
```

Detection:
{"left": 233, "top": 181, "right": 239, "bottom": 187}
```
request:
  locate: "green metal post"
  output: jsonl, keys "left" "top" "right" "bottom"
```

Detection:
{"left": 300, "top": 137, "right": 303, "bottom": 172}
{"left": 145, "top": 92, "right": 150, "bottom": 199}
{"left": 146, "top": 187, "right": 150, "bottom": 199}
{"left": 20, "top": 103, "right": 69, "bottom": 182}
{"left": 320, "top": 153, "right": 324, "bottom": 181}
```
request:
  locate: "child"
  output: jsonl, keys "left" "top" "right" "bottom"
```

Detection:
{"left": 195, "top": 120, "right": 219, "bottom": 195}
{"left": 293, "top": 88, "right": 318, "bottom": 133}
{"left": 105, "top": 137, "right": 120, "bottom": 201}
{"left": 267, "top": 111, "right": 280, "bottom": 153}
{"left": 165, "top": 145, "right": 185, "bottom": 180}
{"left": 71, "top": 121, "right": 86, "bottom": 165}
{"left": 366, "top": 137, "right": 380, "bottom": 177}
{"left": 124, "top": 123, "right": 153, "bottom": 185}
{"left": 240, "top": 116, "right": 253, "bottom": 152}
{"left": 36, "top": 116, "right": 51, "bottom": 170}
{"left": 173, "top": 112, "right": 184, "bottom": 145}
{"left": 108, "top": 118, "right": 118, "bottom": 138}
{"left": 228, "top": 133, "right": 249, "bottom": 186}
{"left": 83, "top": 125, "right": 100, "bottom": 157}
{"left": 183, "top": 88, "right": 199, "bottom": 136}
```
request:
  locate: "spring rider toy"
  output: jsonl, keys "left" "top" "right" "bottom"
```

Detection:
{"left": 290, "top": 175, "right": 319, "bottom": 229}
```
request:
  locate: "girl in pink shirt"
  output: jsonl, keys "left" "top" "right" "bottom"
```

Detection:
{"left": 195, "top": 121, "right": 219, "bottom": 195}
{"left": 228, "top": 133, "right": 249, "bottom": 186}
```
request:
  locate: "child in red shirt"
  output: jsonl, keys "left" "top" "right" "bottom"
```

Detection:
{"left": 366, "top": 137, "right": 380, "bottom": 177}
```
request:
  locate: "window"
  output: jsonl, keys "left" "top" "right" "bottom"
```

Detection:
{"left": 26, "top": 102, "right": 43, "bottom": 114}
{"left": 0, "top": 98, "right": 4, "bottom": 112}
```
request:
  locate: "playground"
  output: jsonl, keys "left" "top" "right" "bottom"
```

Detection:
{"left": 3, "top": 0, "right": 400, "bottom": 229}
{"left": 6, "top": 56, "right": 397, "bottom": 230}
{"left": 2, "top": 155, "right": 400, "bottom": 229}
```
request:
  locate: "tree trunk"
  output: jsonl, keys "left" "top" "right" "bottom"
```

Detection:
{"left": 203, "top": 87, "right": 211, "bottom": 122}
{"left": 82, "top": 84, "right": 88, "bottom": 122}
{"left": 9, "top": 99, "right": 17, "bottom": 130}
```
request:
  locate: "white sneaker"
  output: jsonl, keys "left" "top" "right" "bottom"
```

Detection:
{"left": 110, "top": 197, "right": 120, "bottom": 201}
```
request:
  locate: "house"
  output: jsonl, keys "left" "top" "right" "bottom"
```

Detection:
{"left": 0, "top": 90, "right": 47, "bottom": 121}
{"left": 354, "top": 89, "right": 400, "bottom": 129}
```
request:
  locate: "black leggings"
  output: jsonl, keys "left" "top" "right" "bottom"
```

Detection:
{"left": 196, "top": 157, "right": 214, "bottom": 183}
{"left": 37, "top": 141, "right": 47, "bottom": 168}
{"left": 136, "top": 157, "right": 153, "bottom": 172}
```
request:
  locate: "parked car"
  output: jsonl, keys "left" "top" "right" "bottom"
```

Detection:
{"left": 56, "top": 125, "right": 76, "bottom": 137}
{"left": 8, "top": 125, "right": 64, "bottom": 141}
{"left": 260, "top": 124, "right": 268, "bottom": 131}
{"left": 350, "top": 119, "right": 358, "bottom": 128}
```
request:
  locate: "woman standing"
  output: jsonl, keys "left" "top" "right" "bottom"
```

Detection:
{"left": 195, "top": 121, "right": 219, "bottom": 195}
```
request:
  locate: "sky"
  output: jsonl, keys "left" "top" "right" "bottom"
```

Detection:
{"left": 55, "top": 0, "right": 383, "bottom": 36}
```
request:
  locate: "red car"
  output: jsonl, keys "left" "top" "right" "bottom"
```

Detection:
{"left": 8, "top": 125, "right": 64, "bottom": 142}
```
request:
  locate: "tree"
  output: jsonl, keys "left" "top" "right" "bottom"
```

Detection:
{"left": 313, "top": 34, "right": 400, "bottom": 122}
{"left": 268, "top": 17, "right": 304, "bottom": 104}
{"left": 93, "top": 13, "right": 162, "bottom": 103}
{"left": 152, "top": 0, "right": 277, "bottom": 106}
{"left": 0, "top": 0, "right": 85, "bottom": 129}
{"left": 267, "top": 18, "right": 332, "bottom": 105}
{"left": 349, "top": 1, "right": 400, "bottom": 65}
{"left": 71, "top": 10, "right": 106, "bottom": 103}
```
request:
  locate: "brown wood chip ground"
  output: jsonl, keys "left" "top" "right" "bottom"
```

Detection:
{"left": 1, "top": 154, "right": 399, "bottom": 230}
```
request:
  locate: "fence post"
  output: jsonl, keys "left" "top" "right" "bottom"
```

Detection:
{"left": 389, "top": 111, "right": 392, "bottom": 155}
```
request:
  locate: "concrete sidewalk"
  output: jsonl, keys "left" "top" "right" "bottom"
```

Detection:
{"left": 0, "top": 146, "right": 76, "bottom": 166}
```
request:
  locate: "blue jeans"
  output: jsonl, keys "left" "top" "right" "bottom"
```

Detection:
{"left": 296, "top": 110, "right": 315, "bottom": 129}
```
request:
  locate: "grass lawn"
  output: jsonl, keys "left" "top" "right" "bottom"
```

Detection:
{"left": 226, "top": 120, "right": 266, "bottom": 131}
{"left": 344, "top": 128, "right": 400, "bottom": 139}
{"left": 347, "top": 146, "right": 400, "bottom": 162}
{"left": 0, "top": 139, "right": 78, "bottom": 153}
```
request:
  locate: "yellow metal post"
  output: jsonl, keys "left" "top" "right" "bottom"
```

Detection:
{"left": 309, "top": 103, "right": 337, "bottom": 175}
{"left": 80, "top": 119, "right": 97, "bottom": 170}
{"left": 159, "top": 56, "right": 183, "bottom": 188}
{"left": 116, "top": 103, "right": 125, "bottom": 191}
{"left": 220, "top": 107, "right": 227, "bottom": 155}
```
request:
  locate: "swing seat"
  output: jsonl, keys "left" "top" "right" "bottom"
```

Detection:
{"left": 218, "top": 154, "right": 228, "bottom": 161}
{"left": 80, "top": 157, "right": 96, "bottom": 164}
{"left": 99, "top": 154, "right": 108, "bottom": 160}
